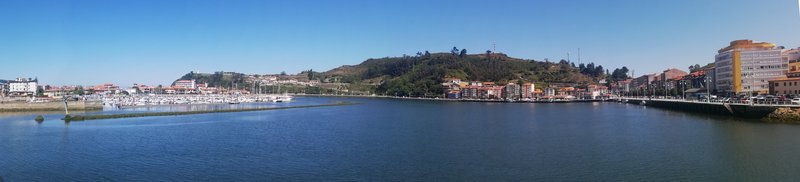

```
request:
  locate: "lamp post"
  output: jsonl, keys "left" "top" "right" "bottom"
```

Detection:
{"left": 652, "top": 84, "right": 656, "bottom": 99}
{"left": 706, "top": 76, "right": 711, "bottom": 103}
{"left": 681, "top": 81, "right": 685, "bottom": 100}
{"left": 748, "top": 53, "right": 755, "bottom": 105}
{"left": 749, "top": 73, "right": 754, "bottom": 106}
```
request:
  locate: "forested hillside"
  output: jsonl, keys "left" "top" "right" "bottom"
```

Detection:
{"left": 322, "top": 51, "right": 626, "bottom": 97}
{"left": 177, "top": 71, "right": 247, "bottom": 88}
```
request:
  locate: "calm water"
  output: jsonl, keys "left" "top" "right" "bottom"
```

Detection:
{"left": 2, "top": 97, "right": 800, "bottom": 181}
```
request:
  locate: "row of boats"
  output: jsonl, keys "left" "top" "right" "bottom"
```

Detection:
{"left": 101, "top": 94, "right": 293, "bottom": 107}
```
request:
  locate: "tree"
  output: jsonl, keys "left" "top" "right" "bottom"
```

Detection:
{"left": 280, "top": 71, "right": 287, "bottom": 76}
{"left": 583, "top": 63, "right": 596, "bottom": 75}
{"left": 36, "top": 86, "right": 44, "bottom": 97}
{"left": 308, "top": 69, "right": 314, "bottom": 80}
{"left": 621, "top": 66, "right": 629, "bottom": 77}
{"left": 459, "top": 49, "right": 467, "bottom": 57}
{"left": 594, "top": 65, "right": 604, "bottom": 77}
{"left": 451, "top": 47, "right": 459, "bottom": 55}
{"left": 424, "top": 51, "right": 431, "bottom": 57}
{"left": 156, "top": 85, "right": 163, "bottom": 94}
{"left": 689, "top": 64, "right": 702, "bottom": 72}
{"left": 609, "top": 66, "right": 631, "bottom": 82}
{"left": 72, "top": 86, "right": 85, "bottom": 96}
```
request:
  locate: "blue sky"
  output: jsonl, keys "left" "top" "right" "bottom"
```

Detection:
{"left": 1, "top": 0, "right": 799, "bottom": 86}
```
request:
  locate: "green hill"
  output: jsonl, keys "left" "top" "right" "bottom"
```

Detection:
{"left": 171, "top": 51, "right": 625, "bottom": 97}
{"left": 177, "top": 71, "right": 247, "bottom": 88}
{"left": 321, "top": 52, "right": 610, "bottom": 97}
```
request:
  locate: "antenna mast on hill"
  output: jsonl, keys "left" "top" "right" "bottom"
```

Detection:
{"left": 567, "top": 52, "right": 571, "bottom": 62}
{"left": 492, "top": 41, "right": 496, "bottom": 53}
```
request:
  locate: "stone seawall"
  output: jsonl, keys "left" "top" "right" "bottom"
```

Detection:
{"left": 624, "top": 99, "right": 777, "bottom": 119}
{"left": 0, "top": 101, "right": 103, "bottom": 112}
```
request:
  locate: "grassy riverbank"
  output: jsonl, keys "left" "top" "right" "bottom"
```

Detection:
{"left": 61, "top": 102, "right": 358, "bottom": 122}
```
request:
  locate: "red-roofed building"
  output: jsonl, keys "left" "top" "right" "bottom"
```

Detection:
{"left": 769, "top": 77, "right": 800, "bottom": 96}
{"left": 462, "top": 85, "right": 480, "bottom": 99}
{"left": 89, "top": 83, "right": 120, "bottom": 95}
{"left": 521, "top": 83, "right": 534, "bottom": 99}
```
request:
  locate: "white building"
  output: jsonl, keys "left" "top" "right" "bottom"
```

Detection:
{"left": 544, "top": 87, "right": 556, "bottom": 97}
{"left": 715, "top": 40, "right": 787, "bottom": 95}
{"left": 785, "top": 48, "right": 800, "bottom": 62}
{"left": 0, "top": 80, "right": 7, "bottom": 97}
{"left": 173, "top": 79, "right": 196, "bottom": 89}
{"left": 8, "top": 77, "right": 38, "bottom": 97}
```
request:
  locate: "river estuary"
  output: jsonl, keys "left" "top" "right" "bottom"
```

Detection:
{"left": 1, "top": 97, "right": 800, "bottom": 181}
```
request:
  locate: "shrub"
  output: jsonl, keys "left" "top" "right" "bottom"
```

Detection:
{"left": 34, "top": 115, "right": 44, "bottom": 122}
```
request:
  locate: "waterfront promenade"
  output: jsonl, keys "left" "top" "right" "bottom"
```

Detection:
{"left": 621, "top": 97, "right": 793, "bottom": 119}
{"left": 622, "top": 97, "right": 800, "bottom": 108}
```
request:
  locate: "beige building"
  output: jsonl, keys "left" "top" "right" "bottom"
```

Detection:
{"left": 769, "top": 77, "right": 800, "bottom": 96}
{"left": 785, "top": 48, "right": 800, "bottom": 77}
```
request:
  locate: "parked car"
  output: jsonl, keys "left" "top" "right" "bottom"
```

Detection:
{"left": 792, "top": 98, "right": 800, "bottom": 105}
{"left": 739, "top": 97, "right": 751, "bottom": 103}
{"left": 777, "top": 95, "right": 788, "bottom": 101}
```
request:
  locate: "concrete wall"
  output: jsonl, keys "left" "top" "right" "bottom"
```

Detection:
{"left": 625, "top": 99, "right": 777, "bottom": 119}
{"left": 0, "top": 101, "right": 102, "bottom": 112}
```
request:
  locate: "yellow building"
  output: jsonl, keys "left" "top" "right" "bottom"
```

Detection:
{"left": 714, "top": 40, "right": 787, "bottom": 96}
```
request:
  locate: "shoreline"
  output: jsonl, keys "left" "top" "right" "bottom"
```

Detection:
{"left": 294, "top": 94, "right": 609, "bottom": 103}
{"left": 301, "top": 94, "right": 800, "bottom": 123}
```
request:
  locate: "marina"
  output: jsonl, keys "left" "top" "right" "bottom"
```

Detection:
{"left": 100, "top": 94, "right": 293, "bottom": 107}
